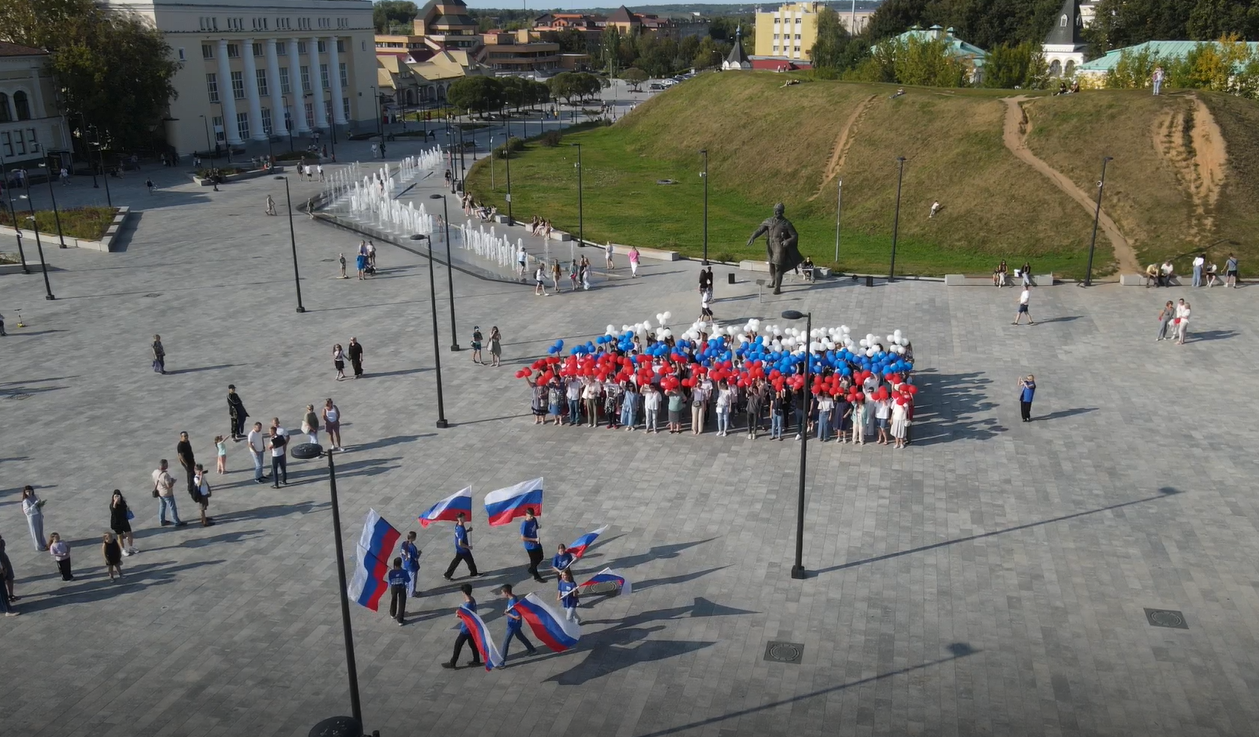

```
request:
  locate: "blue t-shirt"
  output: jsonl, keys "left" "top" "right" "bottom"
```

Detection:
{"left": 387, "top": 568, "right": 410, "bottom": 587}
{"left": 1021, "top": 382, "right": 1036, "bottom": 403}
{"left": 521, "top": 518, "right": 541, "bottom": 551}
{"left": 505, "top": 596, "right": 522, "bottom": 629}
{"left": 401, "top": 541, "right": 420, "bottom": 571}
{"left": 559, "top": 580, "right": 579, "bottom": 608}
{"left": 552, "top": 552, "right": 573, "bottom": 571}
{"left": 454, "top": 524, "right": 469, "bottom": 553}
{"left": 459, "top": 598, "right": 477, "bottom": 634}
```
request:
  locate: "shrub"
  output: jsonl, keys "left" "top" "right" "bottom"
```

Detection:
{"left": 496, "top": 137, "right": 524, "bottom": 158}
{"left": 540, "top": 130, "right": 563, "bottom": 147}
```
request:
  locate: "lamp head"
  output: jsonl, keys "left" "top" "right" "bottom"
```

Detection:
{"left": 273, "top": 175, "right": 286, "bottom": 181}
{"left": 429, "top": 194, "right": 443, "bottom": 200}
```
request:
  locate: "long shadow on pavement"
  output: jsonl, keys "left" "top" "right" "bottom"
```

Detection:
{"left": 13, "top": 558, "right": 227, "bottom": 614}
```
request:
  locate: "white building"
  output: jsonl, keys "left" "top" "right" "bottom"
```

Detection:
{"left": 0, "top": 42, "right": 71, "bottom": 169}
{"left": 1043, "top": 0, "right": 1088, "bottom": 77}
{"left": 103, "top": 0, "right": 379, "bottom": 156}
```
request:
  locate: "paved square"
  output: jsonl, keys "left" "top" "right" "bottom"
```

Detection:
{"left": 2, "top": 140, "right": 1258, "bottom": 737}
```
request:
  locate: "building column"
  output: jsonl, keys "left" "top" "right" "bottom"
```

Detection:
{"left": 217, "top": 39, "right": 243, "bottom": 145}
{"left": 241, "top": 39, "right": 267, "bottom": 141}
{"left": 264, "top": 39, "right": 286, "bottom": 138}
{"left": 327, "top": 35, "right": 347, "bottom": 125}
{"left": 291, "top": 41, "right": 311, "bottom": 135}
{"left": 309, "top": 36, "right": 328, "bottom": 130}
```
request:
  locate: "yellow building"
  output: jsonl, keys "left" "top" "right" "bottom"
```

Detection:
{"left": 754, "top": 2, "right": 823, "bottom": 65}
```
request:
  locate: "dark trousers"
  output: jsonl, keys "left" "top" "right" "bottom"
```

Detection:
{"left": 56, "top": 558, "right": 73, "bottom": 581}
{"left": 271, "top": 455, "right": 287, "bottom": 485}
{"left": 451, "top": 632, "right": 482, "bottom": 665}
{"left": 502, "top": 626, "right": 535, "bottom": 657}
{"left": 351, "top": 359, "right": 363, "bottom": 377}
{"left": 183, "top": 465, "right": 196, "bottom": 494}
{"left": 445, "top": 550, "right": 478, "bottom": 578}
{"left": 231, "top": 414, "right": 247, "bottom": 438}
{"left": 526, "top": 547, "right": 544, "bottom": 579}
{"left": 1020, "top": 401, "right": 1032, "bottom": 422}
{"left": 388, "top": 584, "right": 406, "bottom": 623}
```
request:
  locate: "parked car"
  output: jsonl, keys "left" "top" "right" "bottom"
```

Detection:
{"left": 648, "top": 83, "right": 665, "bottom": 91}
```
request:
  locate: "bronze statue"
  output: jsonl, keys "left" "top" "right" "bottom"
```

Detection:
{"left": 746, "top": 203, "right": 804, "bottom": 294}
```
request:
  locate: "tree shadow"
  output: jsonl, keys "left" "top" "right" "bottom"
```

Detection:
{"left": 905, "top": 371, "right": 1003, "bottom": 446}
{"left": 12, "top": 559, "right": 226, "bottom": 614}
{"left": 601, "top": 538, "right": 719, "bottom": 571}
{"left": 1033, "top": 407, "right": 1098, "bottom": 422}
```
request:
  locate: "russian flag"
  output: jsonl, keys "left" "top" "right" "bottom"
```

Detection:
{"left": 566, "top": 525, "right": 608, "bottom": 561}
{"left": 456, "top": 604, "right": 504, "bottom": 671}
{"left": 484, "top": 477, "right": 543, "bottom": 527}
{"left": 418, "top": 487, "right": 474, "bottom": 528}
{"left": 513, "top": 593, "right": 580, "bottom": 652}
{"left": 578, "top": 567, "right": 632, "bottom": 596}
{"left": 346, "top": 509, "right": 401, "bottom": 611}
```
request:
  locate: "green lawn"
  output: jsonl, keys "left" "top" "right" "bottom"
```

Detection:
{"left": 0, "top": 206, "right": 118, "bottom": 241}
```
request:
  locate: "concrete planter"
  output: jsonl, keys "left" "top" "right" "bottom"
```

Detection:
{"left": 0, "top": 206, "right": 130, "bottom": 253}
{"left": 192, "top": 165, "right": 283, "bottom": 186}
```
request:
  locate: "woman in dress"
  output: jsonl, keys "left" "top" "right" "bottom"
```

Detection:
{"left": 110, "top": 490, "right": 137, "bottom": 556}
{"left": 666, "top": 386, "right": 684, "bottom": 434}
{"left": 333, "top": 344, "right": 346, "bottom": 380}
{"left": 547, "top": 380, "right": 564, "bottom": 426}
{"left": 850, "top": 396, "right": 868, "bottom": 445}
{"left": 102, "top": 533, "right": 123, "bottom": 581}
{"left": 21, "top": 486, "right": 45, "bottom": 551}
{"left": 551, "top": 259, "right": 563, "bottom": 293}
{"left": 470, "top": 326, "right": 484, "bottom": 365}
{"left": 531, "top": 378, "right": 548, "bottom": 425}
{"left": 322, "top": 398, "right": 343, "bottom": 451}
{"left": 890, "top": 397, "right": 909, "bottom": 449}
{"left": 488, "top": 327, "right": 502, "bottom": 368}
{"left": 48, "top": 533, "right": 72, "bottom": 581}
{"left": 302, "top": 404, "right": 320, "bottom": 445}
{"left": 152, "top": 334, "right": 166, "bottom": 374}
{"left": 192, "top": 464, "right": 214, "bottom": 527}
{"left": 1176, "top": 302, "right": 1191, "bottom": 345}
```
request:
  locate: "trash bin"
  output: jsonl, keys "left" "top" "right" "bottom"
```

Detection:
{"left": 727, "top": 272, "right": 736, "bottom": 285}
{"left": 865, "top": 275, "right": 874, "bottom": 287}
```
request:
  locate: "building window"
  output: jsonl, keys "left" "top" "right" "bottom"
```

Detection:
{"left": 256, "top": 68, "right": 269, "bottom": 96}
{"left": 342, "top": 97, "right": 350, "bottom": 120}
{"left": 206, "top": 73, "right": 220, "bottom": 103}
{"left": 304, "top": 101, "right": 314, "bottom": 128}
{"left": 253, "top": 42, "right": 263, "bottom": 57}
{"left": 280, "top": 67, "right": 291, "bottom": 94}
{"left": 0, "top": 93, "right": 9, "bottom": 123}
{"left": 26, "top": 128, "right": 37, "bottom": 152}
{"left": 231, "top": 71, "right": 245, "bottom": 99}
{"left": 178, "top": 47, "right": 186, "bottom": 61}
{"left": 236, "top": 111, "right": 250, "bottom": 138}
{"left": 0, "top": 131, "right": 11, "bottom": 157}
{"left": 318, "top": 40, "right": 327, "bottom": 53}
{"left": 339, "top": 62, "right": 348, "bottom": 88}
{"left": 320, "top": 63, "right": 329, "bottom": 90}
{"left": 297, "top": 41, "right": 307, "bottom": 55}
{"left": 261, "top": 107, "right": 272, "bottom": 135}
{"left": 202, "top": 43, "right": 214, "bottom": 59}
{"left": 301, "top": 65, "right": 311, "bottom": 93}
{"left": 337, "top": 39, "right": 346, "bottom": 53}
{"left": 13, "top": 91, "right": 31, "bottom": 121}
{"left": 276, "top": 41, "right": 287, "bottom": 56}
{"left": 212, "top": 115, "right": 224, "bottom": 143}
{"left": 773, "top": 34, "right": 778, "bottom": 40}
{"left": 795, "top": 33, "right": 801, "bottom": 39}
{"left": 227, "top": 43, "right": 240, "bottom": 58}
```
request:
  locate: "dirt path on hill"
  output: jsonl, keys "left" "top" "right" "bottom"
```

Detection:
{"left": 1151, "top": 94, "right": 1228, "bottom": 244}
{"left": 810, "top": 94, "right": 876, "bottom": 200}
{"left": 1001, "top": 96, "right": 1140, "bottom": 273}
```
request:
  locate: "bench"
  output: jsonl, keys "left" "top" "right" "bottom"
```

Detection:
{"left": 946, "top": 273, "right": 1053, "bottom": 286}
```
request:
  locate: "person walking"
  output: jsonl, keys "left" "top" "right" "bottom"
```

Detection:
{"left": 323, "top": 399, "right": 343, "bottom": 451}
{"left": 443, "top": 514, "right": 481, "bottom": 579}
{"left": 152, "top": 460, "right": 186, "bottom": 527}
{"left": 521, "top": 508, "right": 545, "bottom": 583}
{"left": 347, "top": 337, "right": 364, "bottom": 378}
{"left": 1192, "top": 253, "right": 1205, "bottom": 287}
{"left": 227, "top": 385, "right": 249, "bottom": 440}
{"left": 628, "top": 246, "right": 640, "bottom": 278}
{"left": 579, "top": 256, "right": 591, "bottom": 290}
{"left": 700, "top": 289, "right": 714, "bottom": 322}
{"left": 20, "top": 486, "right": 46, "bottom": 550}
{"left": 557, "top": 569, "right": 581, "bottom": 623}
{"left": 151, "top": 334, "right": 166, "bottom": 374}
{"left": 604, "top": 242, "right": 615, "bottom": 270}
{"left": 302, "top": 404, "right": 320, "bottom": 445}
{"left": 1176, "top": 301, "right": 1191, "bottom": 345}
{"left": 470, "top": 326, "right": 484, "bottom": 365}
{"left": 441, "top": 584, "right": 482, "bottom": 669}
{"left": 192, "top": 464, "right": 214, "bottom": 526}
{"left": 268, "top": 425, "right": 288, "bottom": 487}
{"left": 500, "top": 584, "right": 538, "bottom": 663}
{"left": 265, "top": 194, "right": 276, "bottom": 215}
{"left": 1152, "top": 65, "right": 1165, "bottom": 95}
{"left": 1224, "top": 254, "right": 1239, "bottom": 288}
{"left": 48, "top": 533, "right": 73, "bottom": 581}
{"left": 1013, "top": 285, "right": 1035, "bottom": 325}
{"left": 0, "top": 534, "right": 18, "bottom": 607}
{"left": 1156, "top": 300, "right": 1175, "bottom": 341}
{"left": 109, "top": 490, "right": 137, "bottom": 556}
{"left": 333, "top": 344, "right": 346, "bottom": 380}
{"left": 534, "top": 263, "right": 548, "bottom": 296}
{"left": 551, "top": 543, "right": 574, "bottom": 577}
{"left": 387, "top": 557, "right": 411, "bottom": 626}
{"left": 488, "top": 326, "right": 502, "bottom": 367}
{"left": 401, "top": 531, "right": 422, "bottom": 598}
{"left": 338, "top": 253, "right": 348, "bottom": 279}
{"left": 551, "top": 259, "right": 563, "bottom": 293}
{"left": 102, "top": 533, "right": 123, "bottom": 581}
{"left": 247, "top": 422, "right": 267, "bottom": 483}
{"left": 516, "top": 245, "right": 528, "bottom": 280}
{"left": 1018, "top": 375, "right": 1036, "bottom": 422}
{"left": 176, "top": 431, "right": 197, "bottom": 495}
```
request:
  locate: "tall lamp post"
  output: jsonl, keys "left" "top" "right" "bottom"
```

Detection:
{"left": 20, "top": 201, "right": 55, "bottom": 300}
{"left": 834, "top": 178, "right": 843, "bottom": 264}
{"left": 409, "top": 234, "right": 450, "bottom": 428}
{"left": 1, "top": 152, "right": 30, "bottom": 273}
{"left": 1084, "top": 156, "right": 1113, "bottom": 287}
{"left": 781, "top": 309, "right": 811, "bottom": 579}
{"left": 325, "top": 89, "right": 338, "bottom": 160}
{"left": 37, "top": 159, "right": 67, "bottom": 248}
{"left": 429, "top": 193, "right": 460, "bottom": 351}
{"left": 572, "top": 143, "right": 583, "bottom": 247}
{"left": 274, "top": 175, "right": 306, "bottom": 313}
{"left": 700, "top": 148, "right": 709, "bottom": 265}
{"left": 281, "top": 97, "right": 294, "bottom": 153}
{"left": 200, "top": 115, "right": 214, "bottom": 161}
{"left": 889, "top": 156, "right": 906, "bottom": 283}
{"left": 504, "top": 140, "right": 513, "bottom": 222}
{"left": 288, "top": 443, "right": 363, "bottom": 733}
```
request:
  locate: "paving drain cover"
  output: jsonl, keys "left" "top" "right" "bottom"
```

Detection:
{"left": 764, "top": 641, "right": 804, "bottom": 664}
{"left": 320, "top": 258, "right": 335, "bottom": 262}
{"left": 1145, "top": 608, "right": 1188, "bottom": 629}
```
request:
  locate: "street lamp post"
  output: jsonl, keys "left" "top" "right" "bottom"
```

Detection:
{"left": 572, "top": 143, "right": 583, "bottom": 247}
{"left": 504, "top": 141, "right": 513, "bottom": 222}
{"left": 95, "top": 133, "right": 112, "bottom": 207}
{"left": 834, "top": 179, "right": 843, "bottom": 264}
{"left": 889, "top": 156, "right": 906, "bottom": 283}
{"left": 21, "top": 201, "right": 55, "bottom": 300}
{"left": 700, "top": 148, "right": 709, "bottom": 265}
{"left": 200, "top": 115, "right": 213, "bottom": 161}
{"left": 1084, "top": 156, "right": 1113, "bottom": 287}
{"left": 325, "top": 89, "right": 338, "bottom": 160}
{"left": 275, "top": 175, "right": 306, "bottom": 313}
{"left": 429, "top": 193, "right": 461, "bottom": 351}
{"left": 219, "top": 100, "right": 232, "bottom": 164}
{"left": 78, "top": 115, "right": 98, "bottom": 189}
{"left": 409, "top": 234, "right": 450, "bottom": 428}
{"left": 489, "top": 135, "right": 495, "bottom": 189}
{"left": 0, "top": 152, "right": 29, "bottom": 272}
{"left": 281, "top": 96, "right": 294, "bottom": 153}
{"left": 781, "top": 309, "right": 811, "bottom": 579}
{"left": 287, "top": 443, "right": 363, "bottom": 733}
{"left": 457, "top": 123, "right": 466, "bottom": 190}
{"left": 37, "top": 160, "right": 67, "bottom": 249}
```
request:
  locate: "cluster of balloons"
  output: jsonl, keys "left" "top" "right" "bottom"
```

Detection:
{"left": 516, "top": 314, "right": 916, "bottom": 397}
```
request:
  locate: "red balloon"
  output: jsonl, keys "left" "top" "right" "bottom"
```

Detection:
{"left": 906, "top": 385, "right": 919, "bottom": 395}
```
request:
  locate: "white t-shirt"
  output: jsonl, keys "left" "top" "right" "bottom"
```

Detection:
{"left": 270, "top": 428, "right": 288, "bottom": 457}
{"left": 1019, "top": 289, "right": 1030, "bottom": 305}
{"left": 716, "top": 388, "right": 732, "bottom": 410}
{"left": 1193, "top": 256, "right": 1205, "bottom": 268}
{"left": 247, "top": 429, "right": 264, "bottom": 454}
{"left": 644, "top": 390, "right": 660, "bottom": 410}
{"left": 606, "top": 244, "right": 614, "bottom": 257}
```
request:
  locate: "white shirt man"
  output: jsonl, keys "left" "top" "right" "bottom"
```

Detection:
{"left": 247, "top": 423, "right": 266, "bottom": 483}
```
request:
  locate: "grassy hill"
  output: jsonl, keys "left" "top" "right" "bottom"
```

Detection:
{"left": 465, "top": 73, "right": 1259, "bottom": 277}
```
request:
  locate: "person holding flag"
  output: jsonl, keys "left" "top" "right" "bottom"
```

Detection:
{"left": 442, "top": 513, "right": 481, "bottom": 580}
{"left": 418, "top": 487, "right": 473, "bottom": 528}
{"left": 442, "top": 584, "right": 486, "bottom": 670}
{"left": 557, "top": 569, "right": 580, "bottom": 624}
{"left": 521, "top": 508, "right": 545, "bottom": 583}
{"left": 348, "top": 510, "right": 402, "bottom": 612}
{"left": 500, "top": 584, "right": 538, "bottom": 663}
{"left": 400, "top": 531, "right": 421, "bottom": 598}
{"left": 551, "top": 543, "right": 574, "bottom": 577}
{"left": 387, "top": 557, "right": 411, "bottom": 626}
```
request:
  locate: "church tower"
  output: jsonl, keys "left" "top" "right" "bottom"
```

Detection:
{"left": 1043, "top": 0, "right": 1087, "bottom": 77}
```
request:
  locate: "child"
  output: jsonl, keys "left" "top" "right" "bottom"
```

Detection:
{"left": 214, "top": 435, "right": 228, "bottom": 474}
{"left": 557, "top": 569, "right": 580, "bottom": 623}
{"left": 338, "top": 253, "right": 348, "bottom": 279}
{"left": 102, "top": 533, "right": 123, "bottom": 581}
{"left": 48, "top": 533, "right": 73, "bottom": 581}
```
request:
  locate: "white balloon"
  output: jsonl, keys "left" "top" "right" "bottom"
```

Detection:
{"left": 606, "top": 325, "right": 616, "bottom": 335}
{"left": 859, "top": 339, "right": 868, "bottom": 347}
{"left": 865, "top": 348, "right": 875, "bottom": 358}
{"left": 840, "top": 325, "right": 849, "bottom": 333}
{"left": 663, "top": 311, "right": 672, "bottom": 321}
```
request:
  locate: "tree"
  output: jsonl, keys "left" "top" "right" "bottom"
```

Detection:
{"left": 555, "top": 28, "right": 588, "bottom": 54}
{"left": 851, "top": 36, "right": 972, "bottom": 87}
{"left": 0, "top": 0, "right": 179, "bottom": 150}
{"left": 500, "top": 76, "right": 529, "bottom": 112}
{"left": 373, "top": 1, "right": 418, "bottom": 34}
{"left": 810, "top": 7, "right": 853, "bottom": 74}
{"left": 981, "top": 41, "right": 1049, "bottom": 89}
{"left": 622, "top": 67, "right": 649, "bottom": 91}
{"left": 866, "top": 0, "right": 1073, "bottom": 51}
{"left": 447, "top": 76, "right": 504, "bottom": 117}
{"left": 601, "top": 26, "right": 623, "bottom": 75}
